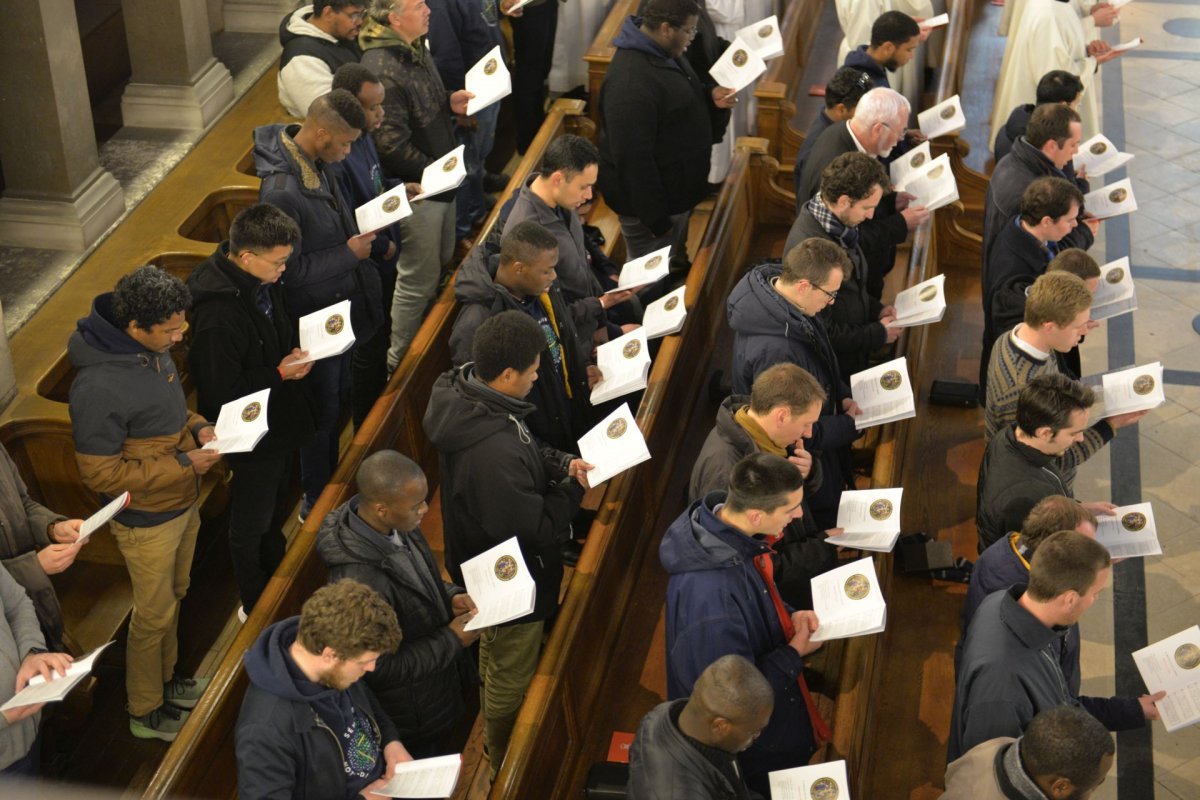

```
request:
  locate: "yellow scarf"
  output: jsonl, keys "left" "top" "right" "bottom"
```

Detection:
{"left": 734, "top": 407, "right": 785, "bottom": 456}
{"left": 538, "top": 293, "right": 571, "bottom": 398}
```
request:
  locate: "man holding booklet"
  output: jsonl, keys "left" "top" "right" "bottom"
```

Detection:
{"left": 661, "top": 453, "right": 825, "bottom": 796}
{"left": 188, "top": 204, "right": 317, "bottom": 619}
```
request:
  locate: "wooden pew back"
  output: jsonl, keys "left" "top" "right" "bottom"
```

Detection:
{"left": 753, "top": 0, "right": 826, "bottom": 164}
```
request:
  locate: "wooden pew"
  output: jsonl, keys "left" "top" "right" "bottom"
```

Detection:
{"left": 752, "top": 0, "right": 826, "bottom": 165}
{"left": 140, "top": 98, "right": 604, "bottom": 800}
{"left": 583, "top": 0, "right": 639, "bottom": 124}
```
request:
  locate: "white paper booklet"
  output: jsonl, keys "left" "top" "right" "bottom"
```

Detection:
{"left": 609, "top": 246, "right": 672, "bottom": 293}
{"left": 1112, "top": 36, "right": 1143, "bottom": 52}
{"left": 460, "top": 537, "right": 536, "bottom": 630}
{"left": 504, "top": 0, "right": 537, "bottom": 12}
{"left": 1095, "top": 502, "right": 1162, "bottom": 558}
{"left": 1073, "top": 134, "right": 1135, "bottom": 178}
{"left": 577, "top": 402, "right": 652, "bottom": 486}
{"left": 1084, "top": 178, "right": 1138, "bottom": 220}
{"left": 735, "top": 15, "right": 784, "bottom": 60}
{"left": 590, "top": 328, "right": 651, "bottom": 405}
{"left": 377, "top": 754, "right": 462, "bottom": 798}
{"left": 465, "top": 46, "right": 511, "bottom": 115}
{"left": 354, "top": 182, "right": 413, "bottom": 234}
{"left": 77, "top": 491, "right": 131, "bottom": 544}
{"left": 834, "top": 488, "right": 904, "bottom": 552}
{"left": 918, "top": 94, "right": 966, "bottom": 139}
{"left": 411, "top": 145, "right": 467, "bottom": 201}
{"left": 889, "top": 140, "right": 933, "bottom": 186}
{"left": 1101, "top": 361, "right": 1164, "bottom": 415}
{"left": 709, "top": 35, "right": 768, "bottom": 92}
{"left": 203, "top": 388, "right": 271, "bottom": 454}
{"left": 1090, "top": 257, "right": 1137, "bottom": 321}
{"left": 896, "top": 153, "right": 960, "bottom": 211}
{"left": 769, "top": 761, "right": 851, "bottom": 800}
{"left": 0, "top": 642, "right": 113, "bottom": 711}
{"left": 642, "top": 286, "right": 688, "bottom": 339}
{"left": 810, "top": 556, "right": 887, "bottom": 642}
{"left": 1132, "top": 625, "right": 1200, "bottom": 732}
{"left": 891, "top": 274, "right": 947, "bottom": 327}
{"left": 851, "top": 357, "right": 916, "bottom": 430}
{"left": 295, "top": 299, "right": 356, "bottom": 363}
{"left": 921, "top": 12, "right": 950, "bottom": 28}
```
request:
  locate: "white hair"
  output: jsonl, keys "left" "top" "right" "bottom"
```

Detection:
{"left": 853, "top": 88, "right": 910, "bottom": 128}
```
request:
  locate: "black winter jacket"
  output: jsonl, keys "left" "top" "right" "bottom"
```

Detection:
{"left": 423, "top": 366, "right": 584, "bottom": 622}
{"left": 976, "top": 425, "right": 1071, "bottom": 551}
{"left": 980, "top": 216, "right": 1054, "bottom": 377}
{"left": 627, "top": 700, "right": 752, "bottom": 800}
{"left": 993, "top": 103, "right": 1034, "bottom": 164}
{"left": 253, "top": 123, "right": 384, "bottom": 340}
{"left": 186, "top": 245, "right": 316, "bottom": 459}
{"left": 316, "top": 498, "right": 474, "bottom": 745}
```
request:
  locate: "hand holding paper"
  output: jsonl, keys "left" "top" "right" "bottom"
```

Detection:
{"left": 577, "top": 403, "right": 652, "bottom": 486}
{"left": 709, "top": 36, "right": 768, "bottom": 92}
{"left": 465, "top": 46, "right": 511, "bottom": 115}
{"left": 203, "top": 388, "right": 271, "bottom": 454}
{"left": 459, "top": 538, "right": 536, "bottom": 630}
{"left": 76, "top": 491, "right": 131, "bottom": 545}
{"left": 295, "top": 300, "right": 356, "bottom": 363}
{"left": 609, "top": 246, "right": 671, "bottom": 293}
{"left": 411, "top": 146, "right": 468, "bottom": 201}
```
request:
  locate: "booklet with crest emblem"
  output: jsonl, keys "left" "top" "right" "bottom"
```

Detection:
{"left": 1090, "top": 257, "right": 1137, "bottom": 321}
{"left": 465, "top": 46, "right": 511, "bottom": 115}
{"left": 1084, "top": 178, "right": 1138, "bottom": 220}
{"left": 894, "top": 153, "right": 959, "bottom": 211}
{"left": 376, "top": 754, "right": 462, "bottom": 798}
{"left": 735, "top": 15, "right": 784, "bottom": 60}
{"left": 202, "top": 388, "right": 270, "bottom": 454}
{"left": 411, "top": 145, "right": 467, "bottom": 201}
{"left": 1132, "top": 625, "right": 1200, "bottom": 732}
{"left": 590, "top": 328, "right": 651, "bottom": 405}
{"left": 608, "top": 246, "right": 672, "bottom": 293}
{"left": 891, "top": 274, "right": 947, "bottom": 328}
{"left": 460, "top": 537, "right": 536, "bottom": 630}
{"left": 354, "top": 182, "right": 413, "bottom": 234}
{"left": 1095, "top": 502, "right": 1162, "bottom": 558}
{"left": 810, "top": 556, "right": 887, "bottom": 642}
{"left": 577, "top": 403, "right": 651, "bottom": 486}
{"left": 850, "top": 357, "right": 916, "bottom": 430}
{"left": 709, "top": 35, "right": 768, "bottom": 92}
{"left": 0, "top": 642, "right": 114, "bottom": 711}
{"left": 917, "top": 94, "right": 966, "bottom": 139}
{"left": 889, "top": 140, "right": 932, "bottom": 186}
{"left": 1073, "top": 133, "right": 1135, "bottom": 178}
{"left": 1100, "top": 361, "right": 1164, "bottom": 415}
{"left": 295, "top": 299, "right": 356, "bottom": 363}
{"left": 769, "top": 761, "right": 851, "bottom": 800}
{"left": 642, "top": 286, "right": 688, "bottom": 339}
{"left": 833, "top": 488, "right": 904, "bottom": 552}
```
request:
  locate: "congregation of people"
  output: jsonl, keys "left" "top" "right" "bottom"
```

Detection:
{"left": 0, "top": 0, "right": 1183, "bottom": 798}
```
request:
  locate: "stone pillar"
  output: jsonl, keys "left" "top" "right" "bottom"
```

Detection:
{"left": 0, "top": 0, "right": 125, "bottom": 251}
{"left": 223, "top": 0, "right": 295, "bottom": 34}
{"left": 120, "top": 0, "right": 234, "bottom": 130}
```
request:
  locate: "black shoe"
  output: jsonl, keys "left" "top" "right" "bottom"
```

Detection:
{"left": 560, "top": 540, "right": 583, "bottom": 567}
{"left": 484, "top": 172, "right": 511, "bottom": 193}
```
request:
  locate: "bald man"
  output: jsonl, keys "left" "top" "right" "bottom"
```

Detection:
{"left": 628, "top": 654, "right": 773, "bottom": 799}
{"left": 316, "top": 450, "right": 478, "bottom": 757}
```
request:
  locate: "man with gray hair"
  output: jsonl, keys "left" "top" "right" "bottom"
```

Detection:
{"left": 628, "top": 654, "right": 773, "bottom": 799}
{"left": 944, "top": 705, "right": 1115, "bottom": 799}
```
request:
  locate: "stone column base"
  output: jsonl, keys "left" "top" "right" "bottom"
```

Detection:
{"left": 223, "top": 0, "right": 296, "bottom": 33}
{"left": 0, "top": 169, "right": 125, "bottom": 251}
{"left": 120, "top": 58, "right": 234, "bottom": 130}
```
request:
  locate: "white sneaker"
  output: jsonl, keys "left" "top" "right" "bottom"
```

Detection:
{"left": 237, "top": 606, "right": 248, "bottom": 624}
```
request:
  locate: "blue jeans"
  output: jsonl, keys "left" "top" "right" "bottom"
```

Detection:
{"left": 455, "top": 102, "right": 500, "bottom": 239}
{"left": 299, "top": 351, "right": 352, "bottom": 509}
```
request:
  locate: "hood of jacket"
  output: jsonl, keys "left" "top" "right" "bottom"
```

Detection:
{"left": 252, "top": 122, "right": 329, "bottom": 193}
{"left": 245, "top": 617, "right": 340, "bottom": 705}
{"left": 316, "top": 497, "right": 398, "bottom": 570}
{"left": 1009, "top": 136, "right": 1068, "bottom": 180}
{"left": 358, "top": 16, "right": 422, "bottom": 55}
{"left": 424, "top": 365, "right": 536, "bottom": 455}
{"left": 613, "top": 16, "right": 676, "bottom": 63}
{"left": 280, "top": 4, "right": 337, "bottom": 46}
{"left": 1003, "top": 104, "right": 1034, "bottom": 143}
{"left": 452, "top": 243, "right": 506, "bottom": 307}
{"left": 187, "top": 243, "right": 262, "bottom": 306}
{"left": 727, "top": 263, "right": 810, "bottom": 339}
{"left": 69, "top": 294, "right": 154, "bottom": 368}
{"left": 659, "top": 493, "right": 769, "bottom": 576}
{"left": 844, "top": 46, "right": 888, "bottom": 84}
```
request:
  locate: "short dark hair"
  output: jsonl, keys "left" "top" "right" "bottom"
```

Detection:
{"left": 1019, "top": 177, "right": 1084, "bottom": 225}
{"left": 473, "top": 311, "right": 545, "bottom": 381}
{"left": 296, "top": 579, "right": 403, "bottom": 660}
{"left": 1026, "top": 103, "right": 1081, "bottom": 149}
{"left": 314, "top": 1, "right": 365, "bottom": 17}
{"left": 356, "top": 449, "right": 426, "bottom": 505}
{"left": 539, "top": 134, "right": 599, "bottom": 179}
{"left": 1021, "top": 495, "right": 1098, "bottom": 552}
{"left": 1026, "top": 530, "right": 1111, "bottom": 602}
{"left": 331, "top": 62, "right": 381, "bottom": 97}
{"left": 694, "top": 654, "right": 775, "bottom": 720}
{"left": 1021, "top": 706, "right": 1114, "bottom": 790}
{"left": 725, "top": 453, "right": 804, "bottom": 514}
{"left": 1016, "top": 373, "right": 1095, "bottom": 437}
{"left": 749, "top": 363, "right": 827, "bottom": 415}
{"left": 499, "top": 220, "right": 559, "bottom": 268}
{"left": 870, "top": 10, "right": 920, "bottom": 47}
{"left": 1047, "top": 249, "right": 1100, "bottom": 281}
{"left": 826, "top": 67, "right": 873, "bottom": 111}
{"left": 229, "top": 203, "right": 302, "bottom": 254}
{"left": 1035, "top": 70, "right": 1085, "bottom": 105}
{"left": 111, "top": 266, "right": 192, "bottom": 330}
{"left": 308, "top": 89, "right": 367, "bottom": 132}
{"left": 819, "top": 152, "right": 889, "bottom": 205}
{"left": 639, "top": 0, "right": 702, "bottom": 29}
{"left": 781, "top": 238, "right": 851, "bottom": 287}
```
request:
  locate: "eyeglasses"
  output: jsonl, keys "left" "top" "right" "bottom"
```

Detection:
{"left": 342, "top": 9, "right": 366, "bottom": 22}
{"left": 813, "top": 284, "right": 839, "bottom": 303}
{"left": 673, "top": 23, "right": 699, "bottom": 37}
{"left": 244, "top": 251, "right": 289, "bottom": 269}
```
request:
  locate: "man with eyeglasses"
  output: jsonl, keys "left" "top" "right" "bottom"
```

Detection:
{"left": 278, "top": 2, "right": 368, "bottom": 118}
{"left": 187, "top": 204, "right": 317, "bottom": 621}
{"left": 597, "top": 0, "right": 735, "bottom": 281}
{"left": 727, "top": 238, "right": 864, "bottom": 530}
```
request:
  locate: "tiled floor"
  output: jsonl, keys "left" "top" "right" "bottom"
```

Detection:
{"left": 1068, "top": 2, "right": 1200, "bottom": 798}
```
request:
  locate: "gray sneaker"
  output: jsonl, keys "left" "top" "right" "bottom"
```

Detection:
{"left": 130, "top": 703, "right": 189, "bottom": 742}
{"left": 164, "top": 675, "right": 211, "bottom": 709}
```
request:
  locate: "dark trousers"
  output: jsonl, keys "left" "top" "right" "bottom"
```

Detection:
{"left": 510, "top": 0, "right": 558, "bottom": 153}
{"left": 2, "top": 733, "right": 40, "bottom": 776}
{"left": 352, "top": 263, "right": 397, "bottom": 429}
{"left": 300, "top": 350, "right": 352, "bottom": 509}
{"left": 227, "top": 451, "right": 293, "bottom": 612}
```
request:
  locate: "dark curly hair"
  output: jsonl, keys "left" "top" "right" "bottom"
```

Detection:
{"left": 110, "top": 266, "right": 191, "bottom": 330}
